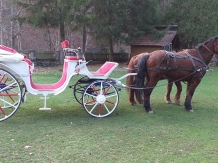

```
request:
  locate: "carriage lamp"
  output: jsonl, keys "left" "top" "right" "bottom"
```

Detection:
{"left": 61, "top": 40, "right": 69, "bottom": 48}
{"left": 77, "top": 47, "right": 84, "bottom": 60}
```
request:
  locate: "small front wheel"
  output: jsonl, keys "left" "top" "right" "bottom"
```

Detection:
{"left": 0, "top": 69, "right": 22, "bottom": 122}
{"left": 82, "top": 80, "right": 119, "bottom": 118}
{"left": 73, "top": 76, "right": 95, "bottom": 105}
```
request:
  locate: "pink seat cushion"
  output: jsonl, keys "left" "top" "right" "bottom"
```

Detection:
{"left": 30, "top": 62, "right": 68, "bottom": 90}
{"left": 91, "top": 62, "right": 117, "bottom": 76}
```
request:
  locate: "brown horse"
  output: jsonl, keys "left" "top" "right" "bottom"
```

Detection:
{"left": 136, "top": 36, "right": 218, "bottom": 113}
{"left": 126, "top": 52, "right": 182, "bottom": 105}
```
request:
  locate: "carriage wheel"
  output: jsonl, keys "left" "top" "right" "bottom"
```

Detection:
{"left": 0, "top": 69, "right": 22, "bottom": 122}
{"left": 73, "top": 76, "right": 95, "bottom": 105}
{"left": 82, "top": 80, "right": 119, "bottom": 118}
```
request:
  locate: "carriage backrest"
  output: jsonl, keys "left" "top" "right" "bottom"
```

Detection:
{"left": 0, "top": 45, "right": 24, "bottom": 62}
{"left": 91, "top": 61, "right": 118, "bottom": 77}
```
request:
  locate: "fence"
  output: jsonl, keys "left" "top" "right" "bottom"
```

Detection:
{"left": 18, "top": 50, "right": 218, "bottom": 67}
{"left": 18, "top": 50, "right": 129, "bottom": 66}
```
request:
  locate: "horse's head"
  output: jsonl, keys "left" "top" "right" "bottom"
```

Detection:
{"left": 212, "top": 36, "right": 218, "bottom": 56}
{"left": 200, "top": 36, "right": 218, "bottom": 58}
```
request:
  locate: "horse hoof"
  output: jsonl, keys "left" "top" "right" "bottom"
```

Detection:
{"left": 165, "top": 100, "right": 173, "bottom": 104}
{"left": 130, "top": 101, "right": 137, "bottom": 106}
{"left": 187, "top": 109, "right": 194, "bottom": 112}
{"left": 147, "top": 110, "right": 154, "bottom": 114}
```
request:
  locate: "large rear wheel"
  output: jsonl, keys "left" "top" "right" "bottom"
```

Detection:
{"left": 0, "top": 69, "right": 22, "bottom": 122}
{"left": 82, "top": 80, "right": 119, "bottom": 118}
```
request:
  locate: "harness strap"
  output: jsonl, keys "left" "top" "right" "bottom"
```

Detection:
{"left": 185, "top": 52, "right": 197, "bottom": 71}
{"left": 147, "top": 51, "right": 208, "bottom": 72}
{"left": 196, "top": 49, "right": 206, "bottom": 66}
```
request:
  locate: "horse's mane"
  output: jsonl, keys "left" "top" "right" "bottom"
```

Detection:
{"left": 195, "top": 36, "right": 216, "bottom": 49}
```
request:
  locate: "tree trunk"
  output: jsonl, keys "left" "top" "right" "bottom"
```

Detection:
{"left": 11, "top": 5, "right": 15, "bottom": 48}
{"left": 59, "top": 16, "right": 65, "bottom": 64}
{"left": 82, "top": 24, "right": 86, "bottom": 53}
{"left": 108, "top": 36, "right": 113, "bottom": 61}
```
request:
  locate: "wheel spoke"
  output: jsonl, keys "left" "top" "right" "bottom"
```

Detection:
{"left": 0, "top": 69, "right": 22, "bottom": 122}
{"left": 103, "top": 85, "right": 111, "bottom": 95}
{"left": 84, "top": 92, "right": 97, "bottom": 99}
{"left": 0, "top": 107, "right": 6, "bottom": 116}
{"left": 98, "top": 104, "right": 102, "bottom": 115}
{"left": 85, "top": 99, "right": 96, "bottom": 105}
{"left": 105, "top": 100, "right": 115, "bottom": 105}
{"left": 91, "top": 86, "right": 99, "bottom": 95}
{"left": 82, "top": 80, "right": 119, "bottom": 118}
{"left": 0, "top": 74, "right": 6, "bottom": 82}
{"left": 73, "top": 76, "right": 95, "bottom": 105}
{"left": 105, "top": 93, "right": 117, "bottom": 99}
{"left": 89, "top": 102, "right": 98, "bottom": 113}
{"left": 103, "top": 103, "right": 110, "bottom": 113}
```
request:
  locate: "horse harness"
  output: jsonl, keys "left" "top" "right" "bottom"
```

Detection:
{"left": 146, "top": 51, "right": 209, "bottom": 73}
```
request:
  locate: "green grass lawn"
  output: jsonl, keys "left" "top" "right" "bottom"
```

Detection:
{"left": 1, "top": 66, "right": 218, "bottom": 163}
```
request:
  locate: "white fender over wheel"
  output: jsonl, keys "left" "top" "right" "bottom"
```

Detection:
{"left": 82, "top": 80, "right": 119, "bottom": 117}
{"left": 0, "top": 68, "right": 22, "bottom": 122}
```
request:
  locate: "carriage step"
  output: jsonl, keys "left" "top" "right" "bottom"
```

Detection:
{"left": 39, "top": 108, "right": 51, "bottom": 111}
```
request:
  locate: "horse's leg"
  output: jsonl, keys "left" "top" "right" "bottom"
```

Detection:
{"left": 135, "top": 78, "right": 143, "bottom": 104}
{"left": 184, "top": 79, "right": 201, "bottom": 112}
{"left": 129, "top": 88, "right": 137, "bottom": 105}
{"left": 164, "top": 80, "right": 173, "bottom": 104}
{"left": 143, "top": 80, "right": 158, "bottom": 114}
{"left": 130, "top": 76, "right": 143, "bottom": 104}
{"left": 126, "top": 73, "right": 137, "bottom": 105}
{"left": 174, "top": 81, "right": 182, "bottom": 105}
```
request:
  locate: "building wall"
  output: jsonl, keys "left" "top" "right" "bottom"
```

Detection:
{"left": 130, "top": 45, "right": 161, "bottom": 57}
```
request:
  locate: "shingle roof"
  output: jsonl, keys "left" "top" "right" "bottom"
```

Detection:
{"left": 131, "top": 31, "right": 177, "bottom": 46}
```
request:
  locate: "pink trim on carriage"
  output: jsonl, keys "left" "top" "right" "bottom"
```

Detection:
{"left": 0, "top": 45, "right": 17, "bottom": 54}
{"left": 22, "top": 55, "right": 34, "bottom": 73}
{"left": 30, "top": 62, "right": 68, "bottom": 91}
{"left": 65, "top": 56, "right": 85, "bottom": 61}
{"left": 91, "top": 62, "right": 117, "bottom": 76}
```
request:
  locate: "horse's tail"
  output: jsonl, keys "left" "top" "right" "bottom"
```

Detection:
{"left": 126, "top": 70, "right": 134, "bottom": 93}
{"left": 126, "top": 63, "right": 135, "bottom": 93}
{"left": 136, "top": 55, "right": 150, "bottom": 95}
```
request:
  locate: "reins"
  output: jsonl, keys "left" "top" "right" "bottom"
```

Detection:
{"left": 202, "top": 44, "right": 216, "bottom": 56}
{"left": 123, "top": 70, "right": 198, "bottom": 90}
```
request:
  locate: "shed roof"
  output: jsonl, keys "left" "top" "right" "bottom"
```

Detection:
{"left": 131, "top": 30, "right": 177, "bottom": 47}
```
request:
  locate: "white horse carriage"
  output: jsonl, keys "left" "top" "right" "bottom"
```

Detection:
{"left": 0, "top": 40, "right": 135, "bottom": 122}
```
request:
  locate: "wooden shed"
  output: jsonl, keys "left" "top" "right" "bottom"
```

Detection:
{"left": 130, "top": 25, "right": 180, "bottom": 58}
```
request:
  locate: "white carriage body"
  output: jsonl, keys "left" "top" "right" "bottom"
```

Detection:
{"left": 0, "top": 45, "right": 120, "bottom": 111}
{"left": 0, "top": 42, "right": 135, "bottom": 121}
{"left": 0, "top": 56, "right": 119, "bottom": 95}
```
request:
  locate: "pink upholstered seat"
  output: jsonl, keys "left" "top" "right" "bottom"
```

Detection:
{"left": 91, "top": 62, "right": 118, "bottom": 76}
{"left": 30, "top": 62, "right": 68, "bottom": 90}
